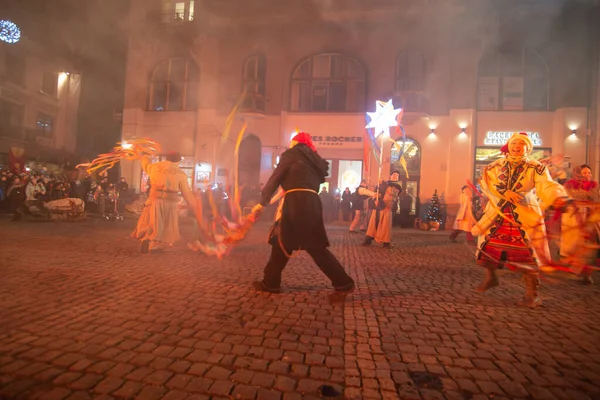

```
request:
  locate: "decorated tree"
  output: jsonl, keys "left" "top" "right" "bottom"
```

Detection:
{"left": 426, "top": 190, "right": 443, "bottom": 228}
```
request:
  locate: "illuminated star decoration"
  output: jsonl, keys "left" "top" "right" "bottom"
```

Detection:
{"left": 0, "top": 20, "right": 21, "bottom": 44}
{"left": 365, "top": 99, "right": 402, "bottom": 138}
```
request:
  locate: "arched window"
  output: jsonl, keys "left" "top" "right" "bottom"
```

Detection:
{"left": 161, "top": 0, "right": 195, "bottom": 22}
{"left": 477, "top": 48, "right": 549, "bottom": 111}
{"left": 395, "top": 52, "right": 425, "bottom": 92}
{"left": 242, "top": 54, "right": 266, "bottom": 112}
{"left": 390, "top": 137, "right": 421, "bottom": 216}
{"left": 394, "top": 52, "right": 427, "bottom": 113}
{"left": 291, "top": 53, "right": 365, "bottom": 112}
{"left": 149, "top": 58, "right": 199, "bottom": 111}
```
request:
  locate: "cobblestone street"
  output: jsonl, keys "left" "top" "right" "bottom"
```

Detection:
{"left": 0, "top": 217, "right": 599, "bottom": 400}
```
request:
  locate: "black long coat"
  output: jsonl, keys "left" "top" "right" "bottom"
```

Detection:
{"left": 260, "top": 144, "right": 329, "bottom": 251}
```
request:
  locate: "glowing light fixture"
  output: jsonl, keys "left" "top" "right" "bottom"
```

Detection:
{"left": 121, "top": 141, "right": 133, "bottom": 150}
{"left": 459, "top": 127, "right": 467, "bottom": 139}
{"left": 366, "top": 99, "right": 402, "bottom": 138}
{"left": 0, "top": 20, "right": 21, "bottom": 44}
{"left": 570, "top": 129, "right": 577, "bottom": 139}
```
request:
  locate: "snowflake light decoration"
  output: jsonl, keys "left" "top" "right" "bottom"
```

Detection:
{"left": 365, "top": 99, "right": 402, "bottom": 138}
{"left": 0, "top": 20, "right": 21, "bottom": 44}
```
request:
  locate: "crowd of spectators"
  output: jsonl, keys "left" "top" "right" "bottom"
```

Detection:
{"left": 0, "top": 166, "right": 131, "bottom": 220}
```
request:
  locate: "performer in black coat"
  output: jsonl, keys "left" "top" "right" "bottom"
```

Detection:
{"left": 251, "top": 132, "right": 355, "bottom": 293}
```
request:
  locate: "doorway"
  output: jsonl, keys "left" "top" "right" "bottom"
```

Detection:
{"left": 238, "top": 134, "right": 262, "bottom": 187}
{"left": 390, "top": 137, "right": 421, "bottom": 224}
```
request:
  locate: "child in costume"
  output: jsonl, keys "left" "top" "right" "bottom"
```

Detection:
{"left": 362, "top": 172, "right": 402, "bottom": 248}
{"left": 449, "top": 185, "right": 476, "bottom": 244}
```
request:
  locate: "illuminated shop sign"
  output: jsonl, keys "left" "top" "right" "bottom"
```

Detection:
{"left": 312, "top": 136, "right": 362, "bottom": 147}
{"left": 483, "top": 131, "right": 542, "bottom": 147}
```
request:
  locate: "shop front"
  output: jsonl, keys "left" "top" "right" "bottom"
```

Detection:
{"left": 474, "top": 108, "right": 590, "bottom": 183}
{"left": 281, "top": 113, "right": 367, "bottom": 194}
{"left": 474, "top": 130, "right": 552, "bottom": 179}
{"left": 311, "top": 135, "right": 364, "bottom": 196}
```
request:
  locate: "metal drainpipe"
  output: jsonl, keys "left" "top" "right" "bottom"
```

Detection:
{"left": 192, "top": 104, "right": 198, "bottom": 190}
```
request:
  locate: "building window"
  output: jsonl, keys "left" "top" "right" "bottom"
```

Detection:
{"left": 394, "top": 52, "right": 427, "bottom": 113}
{"left": 161, "top": 0, "right": 195, "bottom": 22}
{"left": 395, "top": 52, "right": 424, "bottom": 92}
{"left": 291, "top": 53, "right": 365, "bottom": 112}
{"left": 241, "top": 54, "right": 266, "bottom": 112}
{"left": 477, "top": 49, "right": 549, "bottom": 111}
{"left": 149, "top": 58, "right": 199, "bottom": 111}
{"left": 0, "top": 99, "right": 24, "bottom": 139}
{"left": 36, "top": 112, "right": 54, "bottom": 137}
{"left": 41, "top": 71, "right": 58, "bottom": 97}
{"left": 5, "top": 53, "right": 25, "bottom": 86}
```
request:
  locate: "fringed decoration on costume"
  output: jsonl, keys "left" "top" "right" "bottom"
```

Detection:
{"left": 76, "top": 139, "right": 161, "bottom": 175}
{"left": 187, "top": 89, "right": 261, "bottom": 258}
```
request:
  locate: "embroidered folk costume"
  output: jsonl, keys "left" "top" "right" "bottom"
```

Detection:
{"left": 362, "top": 172, "right": 402, "bottom": 248}
{"left": 472, "top": 133, "right": 569, "bottom": 307}
{"left": 560, "top": 164, "right": 598, "bottom": 284}
{"left": 251, "top": 132, "right": 355, "bottom": 293}
{"left": 132, "top": 152, "right": 196, "bottom": 253}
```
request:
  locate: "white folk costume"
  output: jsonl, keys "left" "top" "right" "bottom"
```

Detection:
{"left": 472, "top": 133, "right": 569, "bottom": 307}
{"left": 449, "top": 186, "right": 476, "bottom": 243}
{"left": 363, "top": 174, "right": 402, "bottom": 248}
{"left": 132, "top": 154, "right": 195, "bottom": 252}
{"left": 560, "top": 165, "right": 599, "bottom": 283}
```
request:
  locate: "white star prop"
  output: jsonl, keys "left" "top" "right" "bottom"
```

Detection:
{"left": 365, "top": 99, "right": 402, "bottom": 138}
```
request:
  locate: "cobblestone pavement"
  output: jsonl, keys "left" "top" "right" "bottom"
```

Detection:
{"left": 0, "top": 217, "right": 599, "bottom": 400}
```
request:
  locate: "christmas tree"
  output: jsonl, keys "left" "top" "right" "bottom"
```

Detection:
{"left": 426, "top": 190, "right": 443, "bottom": 225}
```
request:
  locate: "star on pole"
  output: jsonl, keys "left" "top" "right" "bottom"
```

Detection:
{"left": 365, "top": 99, "right": 403, "bottom": 138}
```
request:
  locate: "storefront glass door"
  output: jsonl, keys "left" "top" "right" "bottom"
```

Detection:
{"left": 390, "top": 138, "right": 421, "bottom": 216}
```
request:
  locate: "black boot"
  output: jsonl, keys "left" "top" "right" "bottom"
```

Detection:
{"left": 362, "top": 236, "right": 373, "bottom": 246}
{"left": 334, "top": 280, "right": 355, "bottom": 293}
{"left": 252, "top": 280, "right": 281, "bottom": 294}
{"left": 10, "top": 210, "right": 23, "bottom": 222}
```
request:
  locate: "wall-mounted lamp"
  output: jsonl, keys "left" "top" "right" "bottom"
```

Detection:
{"left": 427, "top": 128, "right": 437, "bottom": 141}
{"left": 570, "top": 129, "right": 577, "bottom": 139}
{"left": 458, "top": 127, "right": 467, "bottom": 139}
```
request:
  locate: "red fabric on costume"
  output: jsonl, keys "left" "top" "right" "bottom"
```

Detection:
{"left": 292, "top": 132, "right": 317, "bottom": 152}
